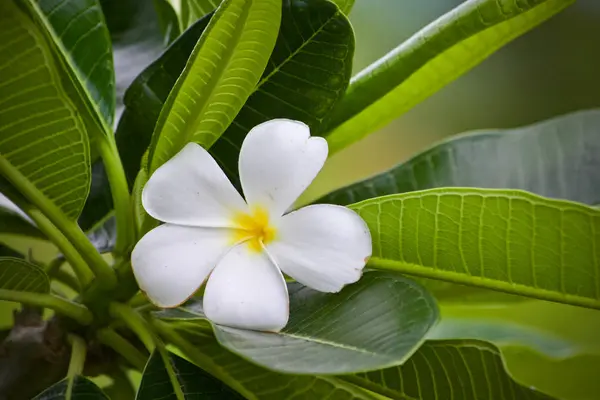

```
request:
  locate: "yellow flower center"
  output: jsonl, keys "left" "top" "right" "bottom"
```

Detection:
{"left": 232, "top": 206, "right": 276, "bottom": 252}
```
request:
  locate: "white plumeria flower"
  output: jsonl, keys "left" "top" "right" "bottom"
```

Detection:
{"left": 132, "top": 119, "right": 372, "bottom": 332}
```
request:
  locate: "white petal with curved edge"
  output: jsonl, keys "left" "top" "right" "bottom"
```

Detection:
{"left": 266, "top": 204, "right": 372, "bottom": 293}
{"left": 143, "top": 143, "right": 248, "bottom": 227}
{"left": 204, "top": 243, "right": 289, "bottom": 332}
{"left": 131, "top": 224, "right": 233, "bottom": 308}
{"left": 239, "top": 119, "right": 328, "bottom": 217}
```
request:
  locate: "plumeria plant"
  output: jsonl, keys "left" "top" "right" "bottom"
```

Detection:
{"left": 0, "top": 0, "right": 598, "bottom": 399}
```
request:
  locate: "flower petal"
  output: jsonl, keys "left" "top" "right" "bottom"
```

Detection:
{"left": 143, "top": 143, "right": 248, "bottom": 227}
{"left": 204, "top": 242, "right": 288, "bottom": 332}
{"left": 266, "top": 204, "right": 372, "bottom": 292}
{"left": 131, "top": 224, "right": 233, "bottom": 308}
{"left": 239, "top": 119, "right": 328, "bottom": 217}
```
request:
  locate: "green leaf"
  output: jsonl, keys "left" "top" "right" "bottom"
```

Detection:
{"left": 0, "top": 1, "right": 91, "bottom": 220}
{"left": 32, "top": 376, "right": 109, "bottom": 400}
{"left": 0, "top": 204, "right": 44, "bottom": 239}
{"left": 208, "top": 0, "right": 354, "bottom": 183}
{"left": 331, "top": 0, "right": 354, "bottom": 14}
{"left": 0, "top": 257, "right": 50, "bottom": 293}
{"left": 353, "top": 188, "right": 600, "bottom": 309}
{"left": 320, "top": 109, "right": 600, "bottom": 206}
{"left": 0, "top": 243, "right": 24, "bottom": 258}
{"left": 161, "top": 321, "right": 381, "bottom": 399}
{"left": 174, "top": 0, "right": 220, "bottom": 30}
{"left": 160, "top": 272, "right": 439, "bottom": 375}
{"left": 323, "top": 0, "right": 574, "bottom": 153}
{"left": 345, "top": 340, "right": 556, "bottom": 400}
{"left": 137, "top": 350, "right": 243, "bottom": 399}
{"left": 148, "top": 0, "right": 282, "bottom": 173}
{"left": 32, "top": 0, "right": 116, "bottom": 127}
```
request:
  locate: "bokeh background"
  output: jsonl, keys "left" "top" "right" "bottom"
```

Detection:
{"left": 2, "top": 1, "right": 600, "bottom": 398}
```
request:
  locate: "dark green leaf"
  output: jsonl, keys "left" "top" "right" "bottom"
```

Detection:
{"left": 137, "top": 350, "right": 243, "bottom": 399}
{"left": 321, "top": 109, "right": 600, "bottom": 206}
{"left": 353, "top": 188, "right": 600, "bottom": 310}
{"left": 147, "top": 0, "right": 282, "bottom": 173}
{"left": 346, "top": 340, "right": 556, "bottom": 400}
{"left": 208, "top": 0, "right": 354, "bottom": 183}
{"left": 0, "top": 205, "right": 44, "bottom": 239}
{"left": 32, "top": 376, "right": 109, "bottom": 400}
{"left": 0, "top": 243, "right": 24, "bottom": 258}
{"left": 323, "top": 0, "right": 574, "bottom": 153}
{"left": 33, "top": 0, "right": 115, "bottom": 127}
{"left": 115, "top": 0, "right": 353, "bottom": 188}
{"left": 0, "top": 257, "right": 50, "bottom": 293}
{"left": 330, "top": 0, "right": 354, "bottom": 14}
{"left": 0, "top": 1, "right": 91, "bottom": 220}
{"left": 160, "top": 272, "right": 439, "bottom": 375}
{"left": 163, "top": 321, "right": 381, "bottom": 399}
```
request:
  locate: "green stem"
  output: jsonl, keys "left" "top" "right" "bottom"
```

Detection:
{"left": 156, "top": 339, "right": 186, "bottom": 400}
{"left": 152, "top": 319, "right": 252, "bottom": 399}
{"left": 45, "top": 257, "right": 65, "bottom": 276}
{"left": 66, "top": 334, "right": 87, "bottom": 398}
{"left": 53, "top": 269, "right": 81, "bottom": 292}
{"left": 97, "top": 135, "right": 134, "bottom": 257}
{"left": 367, "top": 257, "right": 600, "bottom": 310}
{"left": 0, "top": 157, "right": 116, "bottom": 289}
{"left": 0, "top": 289, "right": 93, "bottom": 325}
{"left": 97, "top": 328, "right": 148, "bottom": 370}
{"left": 23, "top": 207, "right": 93, "bottom": 287}
{"left": 109, "top": 302, "right": 155, "bottom": 352}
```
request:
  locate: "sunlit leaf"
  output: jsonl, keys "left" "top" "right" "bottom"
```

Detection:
{"left": 136, "top": 350, "right": 242, "bottom": 399}
{"left": 352, "top": 188, "right": 600, "bottom": 309}
{"left": 158, "top": 272, "right": 439, "bottom": 375}
{"left": 324, "top": 0, "right": 574, "bottom": 153}
{"left": 345, "top": 340, "right": 556, "bottom": 400}
{"left": 32, "top": 376, "right": 108, "bottom": 400}
{"left": 321, "top": 109, "right": 600, "bottom": 206}
{"left": 0, "top": 257, "right": 50, "bottom": 293}
{"left": 148, "top": 0, "right": 282, "bottom": 173}
{"left": 169, "top": 0, "right": 220, "bottom": 30}
{"left": 32, "top": 0, "right": 115, "bottom": 127}
{"left": 0, "top": 1, "right": 91, "bottom": 220}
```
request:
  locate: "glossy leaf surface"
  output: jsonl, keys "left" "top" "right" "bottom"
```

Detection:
{"left": 324, "top": 0, "right": 574, "bottom": 153}
{"left": 0, "top": 1, "right": 91, "bottom": 220}
{"left": 347, "top": 340, "right": 556, "bottom": 400}
{"left": 159, "top": 272, "right": 439, "bottom": 374}
{"left": 321, "top": 109, "right": 600, "bottom": 206}
{"left": 148, "top": 0, "right": 282, "bottom": 172}
{"left": 137, "top": 350, "right": 242, "bottom": 399}
{"left": 352, "top": 188, "right": 600, "bottom": 309}
{"left": 34, "top": 0, "right": 115, "bottom": 127}
{"left": 0, "top": 257, "right": 50, "bottom": 293}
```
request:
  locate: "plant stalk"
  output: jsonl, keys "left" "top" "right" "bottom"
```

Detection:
{"left": 0, "top": 289, "right": 92, "bottom": 325}
{"left": 97, "top": 135, "right": 134, "bottom": 257}
{"left": 0, "top": 157, "right": 116, "bottom": 289}
{"left": 96, "top": 328, "right": 147, "bottom": 370}
{"left": 109, "top": 302, "right": 155, "bottom": 352}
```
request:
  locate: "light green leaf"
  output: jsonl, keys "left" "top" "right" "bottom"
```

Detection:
{"left": 160, "top": 321, "right": 381, "bottom": 400}
{"left": 148, "top": 0, "right": 282, "bottom": 173}
{"left": 32, "top": 0, "right": 116, "bottom": 128}
{"left": 323, "top": 0, "right": 574, "bottom": 153}
{"left": 320, "top": 109, "right": 600, "bottom": 206}
{"left": 353, "top": 188, "right": 600, "bottom": 310}
{"left": 331, "top": 0, "right": 354, "bottom": 14}
{"left": 0, "top": 1, "right": 91, "bottom": 220}
{"left": 208, "top": 0, "right": 354, "bottom": 184}
{"left": 32, "top": 376, "right": 109, "bottom": 400}
{"left": 136, "top": 350, "right": 242, "bottom": 399}
{"left": 345, "top": 340, "right": 556, "bottom": 400}
{"left": 0, "top": 257, "right": 49, "bottom": 293}
{"left": 159, "top": 272, "right": 439, "bottom": 375}
{"left": 176, "top": 0, "right": 221, "bottom": 30}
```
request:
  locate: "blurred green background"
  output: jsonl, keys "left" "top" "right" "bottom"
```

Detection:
{"left": 2, "top": 1, "right": 600, "bottom": 398}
